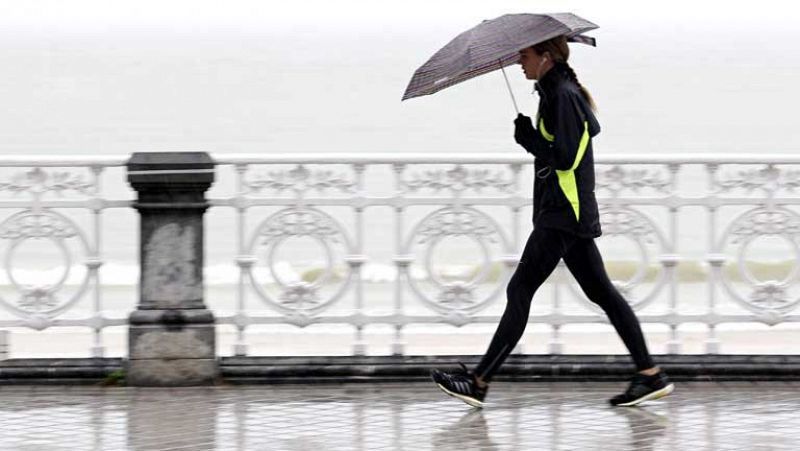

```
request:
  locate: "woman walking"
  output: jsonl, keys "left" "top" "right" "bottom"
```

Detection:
{"left": 431, "top": 35, "right": 674, "bottom": 408}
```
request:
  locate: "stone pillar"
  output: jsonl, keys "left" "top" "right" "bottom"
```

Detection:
{"left": 126, "top": 152, "right": 218, "bottom": 386}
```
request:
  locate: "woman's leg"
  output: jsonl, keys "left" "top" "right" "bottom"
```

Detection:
{"left": 562, "top": 238, "right": 655, "bottom": 372}
{"left": 473, "top": 227, "right": 574, "bottom": 382}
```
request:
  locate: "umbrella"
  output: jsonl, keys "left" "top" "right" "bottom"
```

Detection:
{"left": 402, "top": 13, "right": 598, "bottom": 113}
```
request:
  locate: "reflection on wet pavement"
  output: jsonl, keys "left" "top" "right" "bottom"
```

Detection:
{"left": 0, "top": 381, "right": 797, "bottom": 450}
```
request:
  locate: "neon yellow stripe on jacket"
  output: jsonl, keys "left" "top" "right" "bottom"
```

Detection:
{"left": 539, "top": 118, "right": 555, "bottom": 142}
{"left": 555, "top": 121, "right": 590, "bottom": 221}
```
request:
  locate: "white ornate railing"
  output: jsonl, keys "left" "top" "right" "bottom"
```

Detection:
{"left": 2, "top": 154, "right": 800, "bottom": 358}
{"left": 0, "top": 156, "right": 132, "bottom": 357}
{"left": 210, "top": 153, "right": 800, "bottom": 356}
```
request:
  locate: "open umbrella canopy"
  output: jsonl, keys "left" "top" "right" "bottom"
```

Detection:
{"left": 402, "top": 13, "right": 598, "bottom": 101}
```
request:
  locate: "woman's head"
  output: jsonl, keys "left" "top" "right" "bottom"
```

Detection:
{"left": 519, "top": 35, "right": 596, "bottom": 111}
{"left": 532, "top": 35, "right": 570, "bottom": 65}
{"left": 518, "top": 35, "right": 569, "bottom": 81}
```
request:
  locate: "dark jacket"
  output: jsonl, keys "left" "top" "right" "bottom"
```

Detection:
{"left": 514, "top": 63, "right": 602, "bottom": 238}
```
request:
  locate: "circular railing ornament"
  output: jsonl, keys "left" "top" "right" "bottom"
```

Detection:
{"left": 246, "top": 207, "right": 353, "bottom": 317}
{"left": 718, "top": 207, "right": 800, "bottom": 317}
{"left": 0, "top": 210, "right": 91, "bottom": 319}
{"left": 404, "top": 206, "right": 511, "bottom": 319}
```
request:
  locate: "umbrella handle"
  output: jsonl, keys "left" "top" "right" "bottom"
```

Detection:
{"left": 499, "top": 61, "right": 520, "bottom": 115}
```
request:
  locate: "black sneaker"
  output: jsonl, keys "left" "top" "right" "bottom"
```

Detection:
{"left": 610, "top": 371, "right": 674, "bottom": 407}
{"left": 431, "top": 362, "right": 488, "bottom": 408}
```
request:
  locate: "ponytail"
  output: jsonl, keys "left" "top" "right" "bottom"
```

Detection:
{"left": 561, "top": 62, "right": 597, "bottom": 112}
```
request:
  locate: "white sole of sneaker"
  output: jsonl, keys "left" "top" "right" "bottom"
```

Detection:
{"left": 435, "top": 383, "right": 484, "bottom": 408}
{"left": 616, "top": 383, "right": 675, "bottom": 407}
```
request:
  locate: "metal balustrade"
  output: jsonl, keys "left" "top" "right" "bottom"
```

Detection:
{"left": 209, "top": 153, "right": 800, "bottom": 356}
{"left": 0, "top": 156, "right": 131, "bottom": 358}
{"left": 1, "top": 153, "right": 799, "bottom": 358}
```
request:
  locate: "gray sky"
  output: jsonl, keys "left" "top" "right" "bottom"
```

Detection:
{"left": 2, "top": 0, "right": 799, "bottom": 155}
{"left": 2, "top": 0, "right": 798, "bottom": 35}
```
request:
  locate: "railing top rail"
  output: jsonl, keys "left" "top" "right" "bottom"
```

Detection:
{"left": 212, "top": 153, "right": 800, "bottom": 165}
{"left": 0, "top": 155, "right": 128, "bottom": 167}
{"left": 0, "top": 153, "right": 797, "bottom": 167}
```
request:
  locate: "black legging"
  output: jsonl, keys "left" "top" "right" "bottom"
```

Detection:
{"left": 475, "top": 226, "right": 655, "bottom": 381}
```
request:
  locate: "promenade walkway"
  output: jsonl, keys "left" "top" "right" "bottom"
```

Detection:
{"left": 0, "top": 381, "right": 797, "bottom": 450}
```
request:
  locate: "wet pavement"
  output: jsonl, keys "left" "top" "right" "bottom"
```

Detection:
{"left": 0, "top": 381, "right": 797, "bottom": 450}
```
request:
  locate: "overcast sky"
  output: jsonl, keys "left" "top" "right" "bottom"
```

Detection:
{"left": 2, "top": 0, "right": 799, "bottom": 155}
{"left": 1, "top": 0, "right": 798, "bottom": 35}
